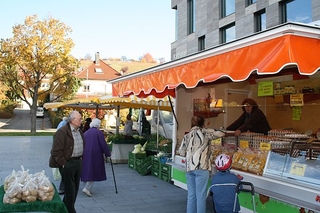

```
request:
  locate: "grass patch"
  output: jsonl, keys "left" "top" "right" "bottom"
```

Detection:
{"left": 0, "top": 132, "right": 55, "bottom": 136}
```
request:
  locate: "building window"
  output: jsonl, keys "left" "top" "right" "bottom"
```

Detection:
{"left": 83, "top": 85, "right": 90, "bottom": 92}
{"left": 198, "top": 36, "right": 205, "bottom": 51}
{"left": 174, "top": 6, "right": 178, "bottom": 41}
{"left": 220, "top": 23, "right": 235, "bottom": 44}
{"left": 246, "top": 0, "right": 257, "bottom": 7}
{"left": 254, "top": 9, "right": 266, "bottom": 32}
{"left": 221, "top": 0, "right": 235, "bottom": 18}
{"left": 280, "top": 0, "right": 312, "bottom": 24}
{"left": 95, "top": 68, "right": 102, "bottom": 73}
{"left": 187, "top": 0, "right": 195, "bottom": 34}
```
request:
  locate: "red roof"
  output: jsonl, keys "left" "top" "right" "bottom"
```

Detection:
{"left": 76, "top": 59, "right": 120, "bottom": 81}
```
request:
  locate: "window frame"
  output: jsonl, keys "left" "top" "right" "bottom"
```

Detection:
{"left": 83, "top": 85, "right": 90, "bottom": 92}
{"left": 246, "top": 0, "right": 257, "bottom": 7}
{"left": 187, "top": 0, "right": 195, "bottom": 35}
{"left": 280, "top": 0, "right": 311, "bottom": 24}
{"left": 254, "top": 9, "right": 266, "bottom": 32}
{"left": 220, "top": 23, "right": 236, "bottom": 44}
{"left": 198, "top": 35, "right": 205, "bottom": 51}
{"left": 173, "top": 5, "right": 178, "bottom": 41}
{"left": 221, "top": 0, "right": 235, "bottom": 18}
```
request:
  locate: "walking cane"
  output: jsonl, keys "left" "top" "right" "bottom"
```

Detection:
{"left": 109, "top": 158, "right": 118, "bottom": 194}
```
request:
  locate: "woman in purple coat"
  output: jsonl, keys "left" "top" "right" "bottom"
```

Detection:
{"left": 81, "top": 118, "right": 111, "bottom": 197}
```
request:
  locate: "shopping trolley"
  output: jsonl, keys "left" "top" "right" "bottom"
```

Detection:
{"left": 233, "top": 181, "right": 256, "bottom": 213}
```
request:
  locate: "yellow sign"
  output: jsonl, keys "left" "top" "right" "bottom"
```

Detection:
{"left": 290, "top": 162, "right": 306, "bottom": 176}
{"left": 211, "top": 138, "right": 222, "bottom": 145}
{"left": 290, "top": 94, "right": 304, "bottom": 106}
{"left": 258, "top": 81, "right": 273, "bottom": 97}
{"left": 260, "top": 142, "right": 271, "bottom": 151}
{"left": 239, "top": 140, "right": 249, "bottom": 148}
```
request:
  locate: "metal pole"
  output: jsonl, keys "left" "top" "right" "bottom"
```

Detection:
{"left": 109, "top": 158, "right": 118, "bottom": 194}
{"left": 157, "top": 103, "right": 160, "bottom": 151}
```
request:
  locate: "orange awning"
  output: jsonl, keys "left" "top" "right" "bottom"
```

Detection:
{"left": 110, "top": 23, "right": 320, "bottom": 97}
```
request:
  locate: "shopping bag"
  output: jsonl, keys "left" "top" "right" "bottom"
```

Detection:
{"left": 52, "top": 168, "right": 61, "bottom": 181}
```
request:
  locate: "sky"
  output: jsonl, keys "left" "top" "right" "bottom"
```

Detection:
{"left": 0, "top": 0, "right": 175, "bottom": 62}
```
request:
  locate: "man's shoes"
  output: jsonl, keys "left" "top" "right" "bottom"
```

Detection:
{"left": 58, "top": 190, "right": 65, "bottom": 195}
{"left": 82, "top": 188, "right": 92, "bottom": 197}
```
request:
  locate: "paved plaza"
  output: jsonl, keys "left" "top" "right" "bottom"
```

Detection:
{"left": 0, "top": 136, "right": 215, "bottom": 213}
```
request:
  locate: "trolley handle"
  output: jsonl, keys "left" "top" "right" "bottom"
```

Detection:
{"left": 236, "top": 181, "right": 255, "bottom": 195}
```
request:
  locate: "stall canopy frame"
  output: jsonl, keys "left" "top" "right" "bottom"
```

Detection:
{"left": 109, "top": 22, "right": 320, "bottom": 98}
{"left": 43, "top": 95, "right": 174, "bottom": 112}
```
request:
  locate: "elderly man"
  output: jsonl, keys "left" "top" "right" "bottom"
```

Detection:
{"left": 49, "top": 111, "right": 85, "bottom": 213}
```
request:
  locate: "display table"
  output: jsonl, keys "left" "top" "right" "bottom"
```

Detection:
{"left": 0, "top": 185, "right": 68, "bottom": 213}
{"left": 111, "top": 144, "right": 135, "bottom": 163}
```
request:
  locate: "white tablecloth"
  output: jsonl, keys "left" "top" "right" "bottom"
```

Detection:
{"left": 111, "top": 144, "right": 135, "bottom": 163}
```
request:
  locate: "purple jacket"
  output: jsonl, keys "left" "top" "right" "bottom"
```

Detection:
{"left": 81, "top": 127, "right": 111, "bottom": 181}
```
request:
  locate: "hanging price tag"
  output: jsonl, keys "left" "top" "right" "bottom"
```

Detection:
{"left": 260, "top": 142, "right": 271, "bottom": 151}
{"left": 211, "top": 138, "right": 222, "bottom": 145}
{"left": 239, "top": 140, "right": 249, "bottom": 148}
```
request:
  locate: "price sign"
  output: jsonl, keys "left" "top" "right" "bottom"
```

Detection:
{"left": 211, "top": 138, "right": 222, "bottom": 145}
{"left": 260, "top": 142, "right": 271, "bottom": 151}
{"left": 290, "top": 94, "right": 304, "bottom": 106}
{"left": 290, "top": 163, "right": 306, "bottom": 176}
{"left": 258, "top": 81, "right": 273, "bottom": 97}
{"left": 239, "top": 140, "right": 249, "bottom": 148}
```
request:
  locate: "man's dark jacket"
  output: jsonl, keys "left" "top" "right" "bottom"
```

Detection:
{"left": 49, "top": 123, "right": 85, "bottom": 168}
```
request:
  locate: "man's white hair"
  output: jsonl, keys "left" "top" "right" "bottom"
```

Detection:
{"left": 90, "top": 118, "right": 101, "bottom": 128}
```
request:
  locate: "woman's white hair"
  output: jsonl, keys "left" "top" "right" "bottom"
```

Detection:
{"left": 90, "top": 118, "right": 101, "bottom": 128}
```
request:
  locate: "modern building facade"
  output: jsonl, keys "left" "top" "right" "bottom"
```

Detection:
{"left": 171, "top": 0, "right": 320, "bottom": 60}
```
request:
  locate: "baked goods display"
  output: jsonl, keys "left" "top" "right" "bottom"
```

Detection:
{"left": 210, "top": 129, "right": 317, "bottom": 176}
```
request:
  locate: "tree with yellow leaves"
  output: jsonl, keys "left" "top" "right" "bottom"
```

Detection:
{"left": 0, "top": 15, "right": 81, "bottom": 133}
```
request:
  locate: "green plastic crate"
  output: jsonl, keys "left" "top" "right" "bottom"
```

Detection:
{"left": 128, "top": 152, "right": 146, "bottom": 170}
{"left": 160, "top": 172, "right": 172, "bottom": 183}
{"left": 136, "top": 156, "right": 152, "bottom": 175}
{"left": 160, "top": 164, "right": 171, "bottom": 174}
{"left": 151, "top": 168, "right": 161, "bottom": 178}
{"left": 128, "top": 152, "right": 146, "bottom": 160}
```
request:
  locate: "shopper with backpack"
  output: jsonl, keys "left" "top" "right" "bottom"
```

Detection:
{"left": 209, "top": 154, "right": 243, "bottom": 213}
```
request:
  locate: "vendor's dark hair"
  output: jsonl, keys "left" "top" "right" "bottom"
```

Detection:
{"left": 241, "top": 98, "right": 258, "bottom": 111}
{"left": 191, "top": 116, "right": 205, "bottom": 128}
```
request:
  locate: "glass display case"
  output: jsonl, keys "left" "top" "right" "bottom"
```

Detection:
{"left": 263, "top": 141, "right": 320, "bottom": 189}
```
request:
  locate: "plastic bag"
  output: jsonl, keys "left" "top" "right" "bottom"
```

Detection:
{"left": 3, "top": 179, "right": 22, "bottom": 204}
{"left": 52, "top": 168, "right": 61, "bottom": 181}
{"left": 21, "top": 178, "right": 38, "bottom": 202}
{"left": 37, "top": 177, "right": 54, "bottom": 201}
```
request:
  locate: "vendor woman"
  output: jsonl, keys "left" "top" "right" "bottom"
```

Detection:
{"left": 227, "top": 98, "right": 271, "bottom": 136}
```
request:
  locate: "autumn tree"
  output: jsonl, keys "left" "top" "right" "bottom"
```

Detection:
{"left": 0, "top": 15, "right": 81, "bottom": 133}
{"left": 0, "top": 81, "right": 8, "bottom": 101}
{"left": 140, "top": 53, "right": 156, "bottom": 63}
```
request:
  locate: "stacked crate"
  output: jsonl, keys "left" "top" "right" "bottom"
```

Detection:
{"left": 160, "top": 162, "right": 172, "bottom": 182}
{"left": 151, "top": 156, "right": 161, "bottom": 178}
{"left": 151, "top": 156, "right": 172, "bottom": 183}
{"left": 136, "top": 156, "right": 152, "bottom": 175}
{"left": 128, "top": 152, "right": 146, "bottom": 171}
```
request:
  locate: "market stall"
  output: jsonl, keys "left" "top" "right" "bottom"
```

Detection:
{"left": 99, "top": 95, "right": 174, "bottom": 163}
{"left": 44, "top": 95, "right": 174, "bottom": 164}
{"left": 109, "top": 22, "right": 320, "bottom": 212}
